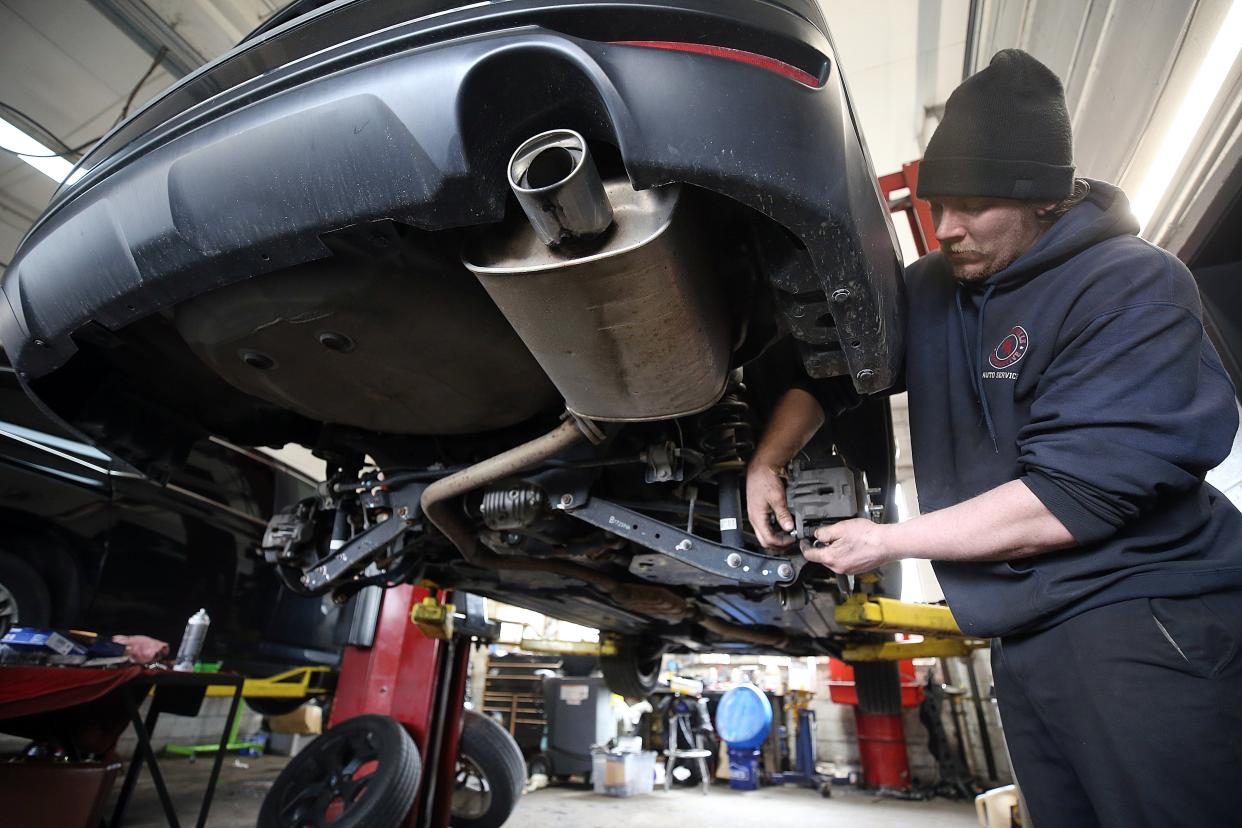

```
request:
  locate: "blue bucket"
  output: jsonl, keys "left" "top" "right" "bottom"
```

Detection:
{"left": 727, "top": 746, "right": 762, "bottom": 790}
{"left": 716, "top": 684, "right": 771, "bottom": 791}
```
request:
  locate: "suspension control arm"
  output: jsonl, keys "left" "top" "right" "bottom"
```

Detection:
{"left": 561, "top": 496, "right": 804, "bottom": 587}
{"left": 301, "top": 486, "right": 426, "bottom": 592}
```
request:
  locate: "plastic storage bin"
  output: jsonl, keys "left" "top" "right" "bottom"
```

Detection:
{"left": 592, "top": 751, "right": 657, "bottom": 797}
{"left": 976, "top": 784, "right": 1019, "bottom": 827}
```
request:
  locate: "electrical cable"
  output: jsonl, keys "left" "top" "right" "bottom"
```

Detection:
{"left": 542, "top": 456, "right": 644, "bottom": 468}
{"left": 0, "top": 102, "right": 75, "bottom": 154}
{"left": 0, "top": 46, "right": 168, "bottom": 161}
{"left": 0, "top": 102, "right": 99, "bottom": 159}
{"left": 115, "top": 47, "right": 168, "bottom": 125}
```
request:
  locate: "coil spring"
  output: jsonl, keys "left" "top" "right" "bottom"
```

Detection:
{"left": 698, "top": 389, "right": 755, "bottom": 473}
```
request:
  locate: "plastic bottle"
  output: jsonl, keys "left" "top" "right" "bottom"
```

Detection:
{"left": 174, "top": 608, "right": 211, "bottom": 672}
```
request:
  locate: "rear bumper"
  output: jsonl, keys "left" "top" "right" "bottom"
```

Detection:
{"left": 2, "top": 0, "right": 902, "bottom": 411}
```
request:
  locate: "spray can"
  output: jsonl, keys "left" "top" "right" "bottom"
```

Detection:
{"left": 174, "top": 608, "right": 211, "bottom": 672}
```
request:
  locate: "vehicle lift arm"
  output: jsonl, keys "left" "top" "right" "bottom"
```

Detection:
{"left": 833, "top": 593, "right": 990, "bottom": 660}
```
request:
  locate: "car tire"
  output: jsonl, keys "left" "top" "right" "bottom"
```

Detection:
{"left": 600, "top": 636, "right": 663, "bottom": 699}
{"left": 259, "top": 714, "right": 420, "bottom": 828}
{"left": 558, "top": 654, "right": 597, "bottom": 677}
{"left": 0, "top": 551, "right": 53, "bottom": 630}
{"left": 851, "top": 660, "right": 903, "bottom": 715}
{"left": 246, "top": 698, "right": 309, "bottom": 718}
{"left": 4, "top": 534, "right": 82, "bottom": 628}
{"left": 451, "top": 710, "right": 525, "bottom": 828}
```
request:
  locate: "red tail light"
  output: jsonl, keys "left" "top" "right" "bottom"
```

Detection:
{"left": 610, "top": 41, "right": 822, "bottom": 87}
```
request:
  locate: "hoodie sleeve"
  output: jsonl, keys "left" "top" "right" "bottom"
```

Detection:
{"left": 1017, "top": 301, "right": 1238, "bottom": 546}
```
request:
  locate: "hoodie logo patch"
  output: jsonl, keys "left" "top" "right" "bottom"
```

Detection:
{"left": 988, "top": 326, "right": 1029, "bottom": 370}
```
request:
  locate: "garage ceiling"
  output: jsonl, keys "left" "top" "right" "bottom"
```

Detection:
{"left": 0, "top": 0, "right": 280, "bottom": 268}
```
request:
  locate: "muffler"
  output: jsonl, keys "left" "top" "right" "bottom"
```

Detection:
{"left": 464, "top": 129, "right": 731, "bottom": 422}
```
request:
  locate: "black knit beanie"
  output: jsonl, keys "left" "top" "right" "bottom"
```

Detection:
{"left": 917, "top": 49, "right": 1074, "bottom": 201}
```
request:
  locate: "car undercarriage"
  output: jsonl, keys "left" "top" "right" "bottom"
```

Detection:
{"left": 1, "top": 0, "right": 908, "bottom": 695}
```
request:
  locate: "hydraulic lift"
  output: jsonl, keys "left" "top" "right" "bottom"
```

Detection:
{"left": 293, "top": 160, "right": 976, "bottom": 825}
{"left": 326, "top": 584, "right": 496, "bottom": 828}
{"left": 322, "top": 589, "right": 986, "bottom": 826}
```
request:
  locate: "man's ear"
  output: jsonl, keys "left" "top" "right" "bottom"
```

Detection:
{"left": 1032, "top": 201, "right": 1059, "bottom": 220}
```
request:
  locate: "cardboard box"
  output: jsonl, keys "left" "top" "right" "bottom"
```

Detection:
{"left": 268, "top": 732, "right": 318, "bottom": 757}
{"left": 604, "top": 759, "right": 627, "bottom": 787}
{"left": 266, "top": 703, "right": 323, "bottom": 734}
{"left": 2, "top": 627, "right": 87, "bottom": 657}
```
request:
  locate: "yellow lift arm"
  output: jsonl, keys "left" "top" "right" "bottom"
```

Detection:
{"left": 516, "top": 637, "right": 618, "bottom": 657}
{"left": 203, "top": 665, "right": 332, "bottom": 699}
{"left": 834, "top": 593, "right": 990, "bottom": 661}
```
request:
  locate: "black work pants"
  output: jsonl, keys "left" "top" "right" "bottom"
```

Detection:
{"left": 990, "top": 591, "right": 1242, "bottom": 827}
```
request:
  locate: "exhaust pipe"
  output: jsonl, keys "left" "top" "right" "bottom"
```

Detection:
{"left": 421, "top": 418, "right": 587, "bottom": 564}
{"left": 698, "top": 614, "right": 788, "bottom": 649}
{"left": 508, "top": 129, "right": 613, "bottom": 246}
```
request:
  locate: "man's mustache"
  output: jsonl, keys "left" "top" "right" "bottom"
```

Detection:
{"left": 944, "top": 244, "right": 984, "bottom": 255}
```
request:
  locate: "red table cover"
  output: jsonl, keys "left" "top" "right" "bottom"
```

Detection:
{"left": 0, "top": 666, "right": 144, "bottom": 721}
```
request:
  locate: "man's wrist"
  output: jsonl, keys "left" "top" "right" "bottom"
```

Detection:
{"left": 751, "top": 447, "right": 791, "bottom": 473}
{"left": 881, "top": 519, "right": 920, "bottom": 561}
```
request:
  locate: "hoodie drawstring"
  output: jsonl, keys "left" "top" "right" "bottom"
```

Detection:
{"left": 954, "top": 284, "right": 1000, "bottom": 453}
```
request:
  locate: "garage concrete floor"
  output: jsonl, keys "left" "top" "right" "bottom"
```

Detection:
{"left": 509, "top": 785, "right": 978, "bottom": 827}
{"left": 108, "top": 754, "right": 978, "bottom": 827}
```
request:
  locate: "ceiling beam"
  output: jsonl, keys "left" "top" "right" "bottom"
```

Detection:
{"left": 87, "top": 0, "right": 207, "bottom": 78}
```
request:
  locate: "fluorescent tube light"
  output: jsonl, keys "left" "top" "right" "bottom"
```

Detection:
{"left": 0, "top": 115, "right": 83, "bottom": 184}
{"left": 1132, "top": 0, "right": 1242, "bottom": 230}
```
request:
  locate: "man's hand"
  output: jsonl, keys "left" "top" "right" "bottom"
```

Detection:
{"left": 745, "top": 388, "right": 827, "bottom": 549}
{"left": 803, "top": 518, "right": 894, "bottom": 575}
{"left": 112, "top": 634, "right": 170, "bottom": 665}
{"left": 745, "top": 461, "right": 795, "bottom": 548}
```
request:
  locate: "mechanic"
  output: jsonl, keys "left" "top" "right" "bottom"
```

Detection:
{"left": 746, "top": 49, "right": 1242, "bottom": 826}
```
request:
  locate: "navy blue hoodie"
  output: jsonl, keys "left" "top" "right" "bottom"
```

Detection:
{"left": 904, "top": 180, "right": 1242, "bottom": 638}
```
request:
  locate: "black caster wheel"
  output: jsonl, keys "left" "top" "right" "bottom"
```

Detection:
{"left": 259, "top": 714, "right": 420, "bottom": 827}
{"left": 452, "top": 710, "right": 526, "bottom": 828}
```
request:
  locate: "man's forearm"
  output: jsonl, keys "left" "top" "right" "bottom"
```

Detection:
{"left": 888, "top": 480, "right": 1076, "bottom": 561}
{"left": 753, "top": 388, "right": 825, "bottom": 467}
{"left": 748, "top": 388, "right": 824, "bottom": 547}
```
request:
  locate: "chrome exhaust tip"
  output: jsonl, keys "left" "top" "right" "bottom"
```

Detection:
{"left": 508, "top": 129, "right": 614, "bottom": 247}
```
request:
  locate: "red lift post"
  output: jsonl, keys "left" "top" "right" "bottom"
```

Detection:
{"left": 878, "top": 159, "right": 940, "bottom": 256}
{"left": 827, "top": 657, "right": 925, "bottom": 790}
{"left": 330, "top": 584, "right": 471, "bottom": 828}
